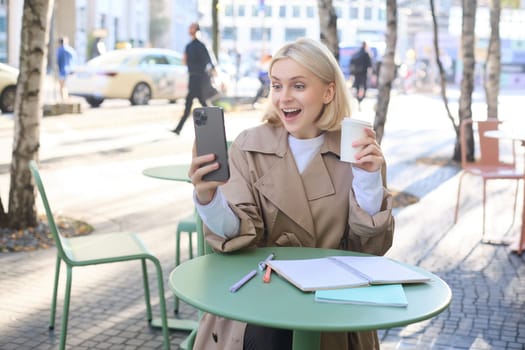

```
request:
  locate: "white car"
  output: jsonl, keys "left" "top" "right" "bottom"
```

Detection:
{"left": 67, "top": 48, "right": 189, "bottom": 108}
{"left": 0, "top": 63, "right": 19, "bottom": 113}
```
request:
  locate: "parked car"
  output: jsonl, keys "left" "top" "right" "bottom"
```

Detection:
{"left": 67, "top": 48, "right": 189, "bottom": 108}
{"left": 0, "top": 63, "right": 19, "bottom": 113}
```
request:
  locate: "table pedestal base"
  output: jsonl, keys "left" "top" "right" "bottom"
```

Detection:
{"left": 292, "top": 330, "right": 320, "bottom": 350}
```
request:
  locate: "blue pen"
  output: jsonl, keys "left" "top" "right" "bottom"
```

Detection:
{"left": 229, "top": 269, "right": 258, "bottom": 293}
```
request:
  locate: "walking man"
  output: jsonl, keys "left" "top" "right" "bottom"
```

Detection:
{"left": 56, "top": 37, "right": 76, "bottom": 101}
{"left": 350, "top": 41, "right": 372, "bottom": 109}
{"left": 172, "top": 22, "right": 216, "bottom": 135}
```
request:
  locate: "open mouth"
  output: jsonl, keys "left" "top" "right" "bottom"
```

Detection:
{"left": 282, "top": 108, "right": 301, "bottom": 119}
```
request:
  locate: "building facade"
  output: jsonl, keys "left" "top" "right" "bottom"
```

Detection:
{"left": 1, "top": 0, "right": 150, "bottom": 67}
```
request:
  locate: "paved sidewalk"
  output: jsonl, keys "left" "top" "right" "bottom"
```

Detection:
{"left": 1, "top": 92, "right": 524, "bottom": 350}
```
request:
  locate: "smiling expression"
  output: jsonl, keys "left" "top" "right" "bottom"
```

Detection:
{"left": 270, "top": 58, "right": 335, "bottom": 139}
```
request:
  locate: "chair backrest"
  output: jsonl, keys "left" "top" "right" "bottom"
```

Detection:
{"left": 460, "top": 118, "right": 515, "bottom": 168}
{"left": 29, "top": 161, "right": 73, "bottom": 262}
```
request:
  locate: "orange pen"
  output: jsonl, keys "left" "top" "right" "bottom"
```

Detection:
{"left": 263, "top": 265, "right": 272, "bottom": 283}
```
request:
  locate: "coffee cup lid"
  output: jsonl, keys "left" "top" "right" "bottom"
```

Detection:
{"left": 342, "top": 118, "right": 371, "bottom": 126}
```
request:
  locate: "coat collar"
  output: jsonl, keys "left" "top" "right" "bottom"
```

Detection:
{"left": 238, "top": 123, "right": 342, "bottom": 158}
{"left": 237, "top": 124, "right": 341, "bottom": 237}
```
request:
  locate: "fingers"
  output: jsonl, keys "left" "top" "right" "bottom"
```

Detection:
{"left": 351, "top": 128, "right": 383, "bottom": 172}
{"left": 189, "top": 142, "right": 225, "bottom": 204}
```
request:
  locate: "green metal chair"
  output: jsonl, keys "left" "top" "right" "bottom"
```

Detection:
{"left": 29, "top": 161, "right": 170, "bottom": 350}
{"left": 174, "top": 214, "right": 197, "bottom": 313}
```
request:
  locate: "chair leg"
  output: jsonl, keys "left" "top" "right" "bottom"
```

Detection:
{"left": 49, "top": 255, "right": 61, "bottom": 330}
{"left": 454, "top": 172, "right": 466, "bottom": 224}
{"left": 150, "top": 257, "right": 170, "bottom": 350}
{"left": 510, "top": 179, "right": 519, "bottom": 228}
{"left": 141, "top": 259, "right": 153, "bottom": 322}
{"left": 59, "top": 266, "right": 73, "bottom": 350}
{"left": 482, "top": 179, "right": 487, "bottom": 240}
{"left": 174, "top": 230, "right": 182, "bottom": 314}
{"left": 188, "top": 232, "right": 193, "bottom": 260}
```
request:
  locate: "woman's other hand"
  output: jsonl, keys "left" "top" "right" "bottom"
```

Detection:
{"left": 351, "top": 127, "right": 384, "bottom": 173}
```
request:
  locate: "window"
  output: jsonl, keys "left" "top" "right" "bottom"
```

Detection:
{"left": 378, "top": 8, "right": 386, "bottom": 21}
{"left": 223, "top": 26, "right": 237, "bottom": 41}
{"left": 166, "top": 55, "right": 183, "bottom": 66}
{"left": 364, "top": 7, "right": 372, "bottom": 20}
{"left": 225, "top": 5, "right": 233, "bottom": 16}
{"left": 141, "top": 55, "right": 169, "bottom": 65}
{"left": 251, "top": 27, "right": 271, "bottom": 41}
{"left": 252, "top": 5, "right": 259, "bottom": 16}
{"left": 335, "top": 6, "right": 342, "bottom": 18}
{"left": 264, "top": 5, "right": 272, "bottom": 17}
{"left": 238, "top": 5, "right": 246, "bottom": 17}
{"left": 285, "top": 28, "right": 305, "bottom": 41}
{"left": 349, "top": 7, "right": 358, "bottom": 19}
{"left": 292, "top": 6, "right": 300, "bottom": 18}
{"left": 279, "top": 5, "right": 286, "bottom": 18}
{"left": 0, "top": 16, "right": 6, "bottom": 32}
{"left": 306, "top": 6, "right": 315, "bottom": 18}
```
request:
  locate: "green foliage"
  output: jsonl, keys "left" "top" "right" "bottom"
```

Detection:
{"left": 501, "top": 0, "right": 520, "bottom": 8}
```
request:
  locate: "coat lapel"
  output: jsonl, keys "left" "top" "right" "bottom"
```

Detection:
{"left": 254, "top": 150, "right": 316, "bottom": 236}
{"left": 301, "top": 152, "right": 335, "bottom": 200}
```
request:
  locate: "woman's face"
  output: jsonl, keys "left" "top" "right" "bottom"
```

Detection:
{"left": 270, "top": 58, "right": 335, "bottom": 139}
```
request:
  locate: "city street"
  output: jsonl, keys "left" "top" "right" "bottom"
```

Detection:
{"left": 1, "top": 89, "right": 524, "bottom": 349}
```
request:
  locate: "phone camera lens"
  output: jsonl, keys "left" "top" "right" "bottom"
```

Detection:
{"left": 195, "top": 110, "right": 207, "bottom": 126}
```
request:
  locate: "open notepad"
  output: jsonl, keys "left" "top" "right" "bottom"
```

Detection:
{"left": 267, "top": 256, "right": 431, "bottom": 292}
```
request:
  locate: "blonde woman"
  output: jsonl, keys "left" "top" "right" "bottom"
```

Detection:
{"left": 189, "top": 38, "right": 394, "bottom": 350}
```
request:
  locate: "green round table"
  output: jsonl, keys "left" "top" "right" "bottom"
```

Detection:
{"left": 142, "top": 164, "right": 191, "bottom": 183}
{"left": 169, "top": 247, "right": 452, "bottom": 350}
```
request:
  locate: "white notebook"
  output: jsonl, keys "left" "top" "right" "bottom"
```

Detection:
{"left": 267, "top": 256, "right": 431, "bottom": 292}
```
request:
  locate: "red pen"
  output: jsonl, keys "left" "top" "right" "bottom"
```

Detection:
{"left": 263, "top": 265, "right": 272, "bottom": 283}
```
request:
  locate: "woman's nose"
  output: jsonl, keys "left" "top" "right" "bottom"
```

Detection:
{"left": 279, "top": 87, "right": 292, "bottom": 102}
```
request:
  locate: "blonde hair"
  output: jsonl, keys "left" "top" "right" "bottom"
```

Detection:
{"left": 262, "top": 38, "right": 351, "bottom": 131}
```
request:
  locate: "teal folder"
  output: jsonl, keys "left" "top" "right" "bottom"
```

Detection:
{"left": 314, "top": 284, "right": 408, "bottom": 307}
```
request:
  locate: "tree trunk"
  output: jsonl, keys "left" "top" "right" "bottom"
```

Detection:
{"left": 484, "top": 0, "right": 501, "bottom": 119}
{"left": 430, "top": 0, "right": 458, "bottom": 147}
{"left": 6, "top": 0, "right": 54, "bottom": 229}
{"left": 317, "top": 0, "right": 339, "bottom": 59}
{"left": 0, "top": 196, "right": 6, "bottom": 225}
{"left": 374, "top": 0, "right": 397, "bottom": 145}
{"left": 456, "top": 0, "right": 477, "bottom": 162}
{"left": 212, "top": 0, "right": 219, "bottom": 60}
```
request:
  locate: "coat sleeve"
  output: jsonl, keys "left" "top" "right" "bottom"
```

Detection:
{"left": 346, "top": 161, "right": 394, "bottom": 256}
{"left": 347, "top": 187, "right": 394, "bottom": 256}
{"left": 204, "top": 141, "right": 265, "bottom": 252}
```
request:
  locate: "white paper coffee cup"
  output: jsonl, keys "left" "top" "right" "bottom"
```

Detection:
{"left": 340, "top": 118, "right": 372, "bottom": 163}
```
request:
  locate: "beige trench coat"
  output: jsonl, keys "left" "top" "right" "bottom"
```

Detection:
{"left": 193, "top": 124, "right": 394, "bottom": 350}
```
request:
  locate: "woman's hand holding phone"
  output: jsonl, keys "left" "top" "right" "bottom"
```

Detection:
{"left": 190, "top": 107, "right": 230, "bottom": 205}
{"left": 189, "top": 142, "right": 227, "bottom": 205}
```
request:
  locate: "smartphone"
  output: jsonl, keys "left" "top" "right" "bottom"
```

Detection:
{"left": 193, "top": 106, "right": 230, "bottom": 182}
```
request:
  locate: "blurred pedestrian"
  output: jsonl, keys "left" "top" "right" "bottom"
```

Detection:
{"left": 172, "top": 22, "right": 216, "bottom": 135}
{"left": 56, "top": 37, "right": 76, "bottom": 101}
{"left": 349, "top": 41, "right": 372, "bottom": 109}
{"left": 251, "top": 54, "right": 272, "bottom": 106}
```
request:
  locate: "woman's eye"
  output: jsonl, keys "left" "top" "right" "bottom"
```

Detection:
{"left": 271, "top": 83, "right": 281, "bottom": 90}
{"left": 294, "top": 83, "right": 305, "bottom": 90}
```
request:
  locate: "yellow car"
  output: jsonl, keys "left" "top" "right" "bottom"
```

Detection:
{"left": 67, "top": 48, "right": 189, "bottom": 108}
{"left": 0, "top": 63, "right": 19, "bottom": 113}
